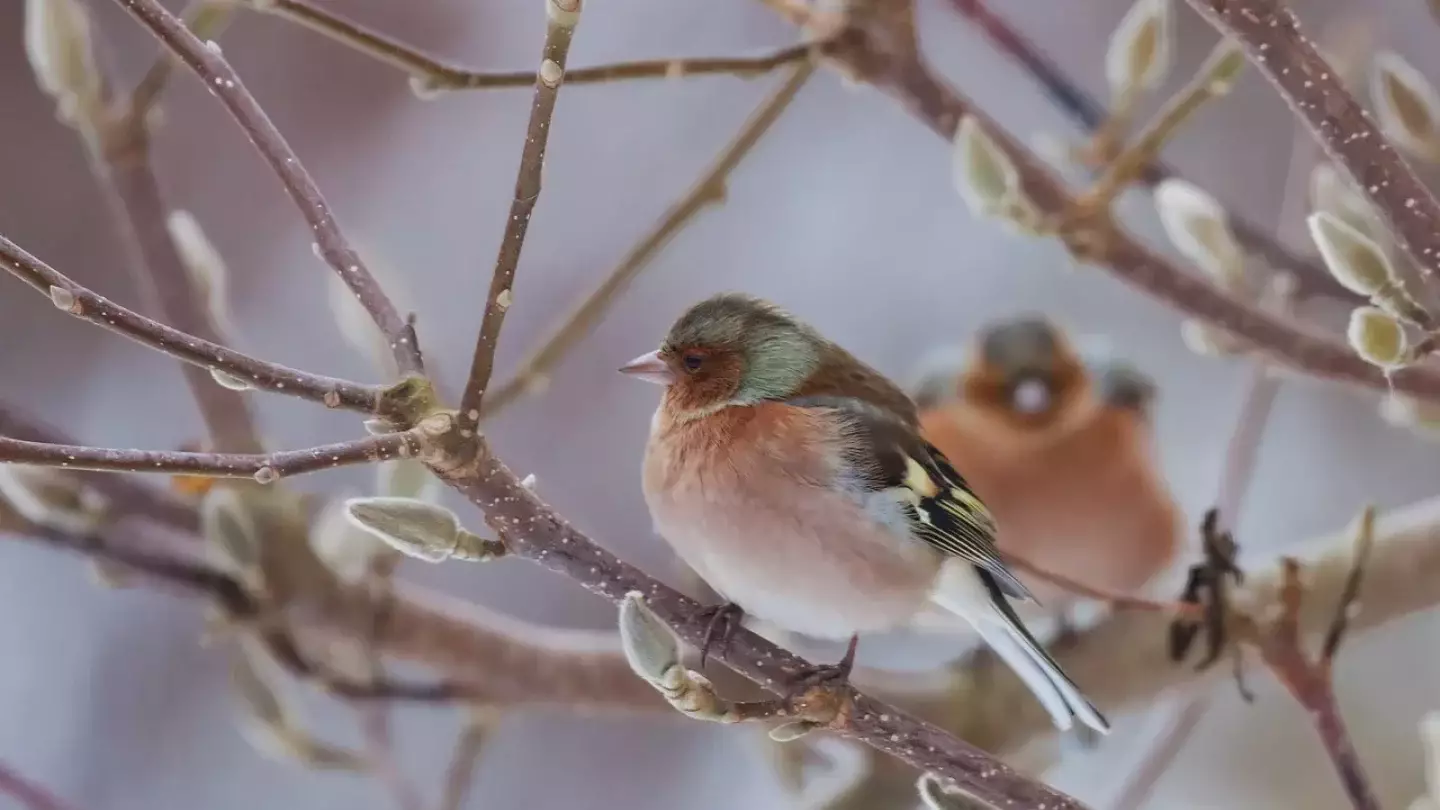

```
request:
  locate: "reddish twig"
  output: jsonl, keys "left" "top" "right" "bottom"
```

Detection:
{"left": 457, "top": 0, "right": 582, "bottom": 432}
{"left": 1185, "top": 0, "right": 1440, "bottom": 286}
{"left": 784, "top": 9, "right": 1440, "bottom": 403}
{"left": 113, "top": 0, "right": 424, "bottom": 377}
{"left": 246, "top": 0, "right": 810, "bottom": 92}
{"left": 0, "top": 431, "right": 421, "bottom": 482}
{"left": 0, "top": 234, "right": 383, "bottom": 414}
{"left": 0, "top": 760, "right": 77, "bottom": 810}
{"left": 943, "top": 0, "right": 1354, "bottom": 303}
{"left": 1002, "top": 551, "right": 1201, "bottom": 618}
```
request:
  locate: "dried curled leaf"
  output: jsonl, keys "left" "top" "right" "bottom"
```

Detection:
{"left": 1371, "top": 52, "right": 1440, "bottom": 162}
{"left": 344, "top": 496, "right": 501, "bottom": 562}
{"left": 24, "top": 0, "right": 102, "bottom": 124}
{"left": 167, "top": 210, "right": 238, "bottom": 339}
{"left": 1307, "top": 211, "right": 1398, "bottom": 297}
{"left": 1346, "top": 306, "right": 1409, "bottom": 369}
{"left": 1153, "top": 179, "right": 1245, "bottom": 289}
{"left": 0, "top": 464, "right": 106, "bottom": 534}
{"left": 1106, "top": 0, "right": 1174, "bottom": 101}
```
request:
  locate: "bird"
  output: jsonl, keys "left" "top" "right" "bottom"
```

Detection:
{"left": 620, "top": 292, "right": 1110, "bottom": 734}
{"left": 910, "top": 316, "right": 1183, "bottom": 609}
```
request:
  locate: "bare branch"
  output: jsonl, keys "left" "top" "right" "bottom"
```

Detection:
{"left": 481, "top": 60, "right": 817, "bottom": 418}
{"left": 795, "top": 8, "right": 1440, "bottom": 402}
{"left": 129, "top": 1, "right": 235, "bottom": 120}
{"left": 243, "top": 0, "right": 810, "bottom": 94}
{"left": 943, "top": 0, "right": 1356, "bottom": 303}
{"left": 457, "top": 0, "right": 582, "bottom": 431}
{"left": 113, "top": 0, "right": 425, "bottom": 376}
{"left": 0, "top": 431, "right": 420, "bottom": 482}
{"left": 440, "top": 712, "right": 495, "bottom": 810}
{"left": 0, "top": 760, "right": 77, "bottom": 810}
{"left": 1320, "top": 507, "right": 1376, "bottom": 663}
{"left": 1109, "top": 694, "right": 1211, "bottom": 810}
{"left": 418, "top": 418, "right": 1092, "bottom": 810}
{"left": 0, "top": 234, "right": 383, "bottom": 414}
{"left": 1185, "top": 0, "right": 1440, "bottom": 285}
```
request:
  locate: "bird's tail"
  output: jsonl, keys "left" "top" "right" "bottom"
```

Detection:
{"left": 930, "top": 561, "right": 1110, "bottom": 735}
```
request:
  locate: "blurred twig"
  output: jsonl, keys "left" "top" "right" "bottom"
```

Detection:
{"left": 440, "top": 711, "right": 496, "bottom": 810}
{"left": 240, "top": 0, "right": 814, "bottom": 94}
{"left": 115, "top": 0, "right": 425, "bottom": 376}
{"left": 943, "top": 0, "right": 1354, "bottom": 304}
{"left": 481, "top": 60, "right": 818, "bottom": 418}
{"left": 129, "top": 1, "right": 236, "bottom": 120}
{"left": 0, "top": 760, "right": 77, "bottom": 810}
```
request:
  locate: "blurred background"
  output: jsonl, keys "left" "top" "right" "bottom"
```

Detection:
{"left": 4, "top": 0, "right": 1440, "bottom": 808}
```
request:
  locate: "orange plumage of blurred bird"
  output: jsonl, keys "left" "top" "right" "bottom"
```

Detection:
{"left": 621, "top": 293, "right": 1109, "bottom": 734}
{"left": 909, "top": 315, "right": 1184, "bottom": 608}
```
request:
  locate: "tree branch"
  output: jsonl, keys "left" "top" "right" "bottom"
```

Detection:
{"left": 480, "top": 59, "right": 817, "bottom": 418}
{"left": 0, "top": 760, "right": 77, "bottom": 810}
{"left": 1184, "top": 0, "right": 1440, "bottom": 286}
{"left": 0, "top": 234, "right": 384, "bottom": 414}
{"left": 129, "top": 1, "right": 236, "bottom": 120}
{"left": 797, "top": 11, "right": 1440, "bottom": 402}
{"left": 113, "top": 0, "right": 425, "bottom": 377}
{"left": 0, "top": 431, "right": 421, "bottom": 483}
{"left": 457, "top": 0, "right": 582, "bottom": 432}
{"left": 943, "top": 0, "right": 1355, "bottom": 303}
{"left": 241, "top": 0, "right": 811, "bottom": 94}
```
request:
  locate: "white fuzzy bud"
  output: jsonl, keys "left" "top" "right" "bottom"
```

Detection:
{"left": 1371, "top": 52, "right": 1440, "bottom": 163}
{"left": 952, "top": 116, "right": 1037, "bottom": 228}
{"left": 1106, "top": 0, "right": 1174, "bottom": 101}
{"left": 24, "top": 0, "right": 102, "bottom": 124}
{"left": 1347, "top": 306, "right": 1409, "bottom": 369}
{"left": 0, "top": 464, "right": 106, "bottom": 534}
{"left": 167, "top": 211, "right": 238, "bottom": 338}
{"left": 209, "top": 368, "right": 255, "bottom": 391}
{"left": 1307, "top": 211, "right": 1398, "bottom": 296}
{"left": 1154, "top": 179, "right": 1245, "bottom": 289}
{"left": 1201, "top": 40, "right": 1247, "bottom": 96}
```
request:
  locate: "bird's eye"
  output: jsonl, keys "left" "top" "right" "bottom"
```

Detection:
{"left": 682, "top": 353, "right": 704, "bottom": 371}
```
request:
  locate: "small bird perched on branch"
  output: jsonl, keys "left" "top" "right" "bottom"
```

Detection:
{"left": 620, "top": 293, "right": 1109, "bottom": 734}
{"left": 910, "top": 316, "right": 1183, "bottom": 608}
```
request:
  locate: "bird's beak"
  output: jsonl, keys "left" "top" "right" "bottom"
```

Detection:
{"left": 618, "top": 350, "right": 675, "bottom": 385}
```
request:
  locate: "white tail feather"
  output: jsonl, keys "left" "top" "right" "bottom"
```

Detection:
{"left": 930, "top": 560, "right": 1110, "bottom": 734}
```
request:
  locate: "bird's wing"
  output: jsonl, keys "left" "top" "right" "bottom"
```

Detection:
{"left": 785, "top": 394, "right": 1034, "bottom": 601}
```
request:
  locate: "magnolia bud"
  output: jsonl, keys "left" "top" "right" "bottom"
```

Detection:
{"left": 1347, "top": 306, "right": 1409, "bottom": 369}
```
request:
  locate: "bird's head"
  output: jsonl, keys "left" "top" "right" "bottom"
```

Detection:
{"left": 619, "top": 293, "right": 823, "bottom": 416}
{"left": 963, "top": 315, "right": 1088, "bottom": 428}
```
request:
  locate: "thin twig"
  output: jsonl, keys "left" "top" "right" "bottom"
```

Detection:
{"left": 480, "top": 59, "right": 817, "bottom": 418}
{"left": 0, "top": 432, "right": 421, "bottom": 482}
{"left": 1186, "top": 0, "right": 1440, "bottom": 285}
{"left": 792, "top": 7, "right": 1440, "bottom": 402}
{"left": 0, "top": 760, "right": 78, "bottom": 810}
{"left": 1001, "top": 551, "right": 1200, "bottom": 618}
{"left": 440, "top": 712, "right": 495, "bottom": 810}
{"left": 244, "top": 0, "right": 810, "bottom": 93}
{"left": 113, "top": 0, "right": 424, "bottom": 376}
{"left": 942, "top": 0, "right": 1356, "bottom": 303}
{"left": 1245, "top": 509, "right": 1380, "bottom": 810}
{"left": 1108, "top": 694, "right": 1211, "bottom": 810}
{"left": 0, "top": 234, "right": 383, "bottom": 414}
{"left": 457, "top": 0, "right": 582, "bottom": 432}
{"left": 129, "top": 1, "right": 236, "bottom": 120}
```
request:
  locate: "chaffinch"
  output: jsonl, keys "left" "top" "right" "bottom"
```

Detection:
{"left": 911, "top": 316, "right": 1183, "bottom": 608}
{"left": 620, "top": 293, "right": 1109, "bottom": 734}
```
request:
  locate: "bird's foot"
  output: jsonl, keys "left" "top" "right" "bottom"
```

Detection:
{"left": 782, "top": 634, "right": 859, "bottom": 709}
{"left": 695, "top": 602, "right": 745, "bottom": 670}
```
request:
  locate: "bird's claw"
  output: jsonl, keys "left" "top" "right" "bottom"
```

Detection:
{"left": 696, "top": 602, "right": 744, "bottom": 670}
{"left": 782, "top": 634, "right": 859, "bottom": 710}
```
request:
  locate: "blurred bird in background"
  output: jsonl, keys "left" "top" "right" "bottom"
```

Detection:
{"left": 909, "top": 315, "right": 1184, "bottom": 612}
{"left": 621, "top": 293, "right": 1109, "bottom": 734}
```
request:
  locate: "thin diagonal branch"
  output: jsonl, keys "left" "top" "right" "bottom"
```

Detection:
{"left": 0, "top": 234, "right": 383, "bottom": 414}
{"left": 244, "top": 0, "right": 810, "bottom": 93}
{"left": 457, "top": 0, "right": 582, "bottom": 432}
{"left": 0, "top": 760, "right": 77, "bottom": 810}
{"left": 1186, "top": 0, "right": 1440, "bottom": 285}
{"left": 480, "top": 59, "right": 817, "bottom": 418}
{"left": 943, "top": 0, "right": 1356, "bottom": 303}
{"left": 799, "top": 14, "right": 1440, "bottom": 402}
{"left": 113, "top": 0, "right": 424, "bottom": 376}
{"left": 0, "top": 432, "right": 421, "bottom": 482}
